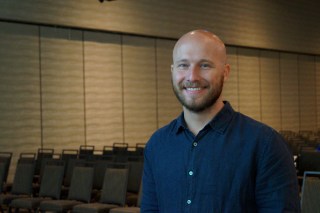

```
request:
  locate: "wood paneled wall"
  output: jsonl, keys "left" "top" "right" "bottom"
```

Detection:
{"left": 1, "top": 21, "right": 319, "bottom": 146}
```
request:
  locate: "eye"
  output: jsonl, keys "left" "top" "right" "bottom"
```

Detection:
{"left": 200, "top": 63, "right": 212, "bottom": 69}
{"left": 177, "top": 63, "right": 189, "bottom": 70}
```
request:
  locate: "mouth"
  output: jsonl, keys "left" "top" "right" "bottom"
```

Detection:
{"left": 185, "top": 87, "right": 202, "bottom": 91}
{"left": 183, "top": 86, "right": 208, "bottom": 96}
{"left": 179, "top": 81, "right": 208, "bottom": 95}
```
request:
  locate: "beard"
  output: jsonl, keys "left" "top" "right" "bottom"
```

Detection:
{"left": 172, "top": 76, "right": 224, "bottom": 113}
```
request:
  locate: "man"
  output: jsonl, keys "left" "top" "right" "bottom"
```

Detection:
{"left": 141, "top": 30, "right": 300, "bottom": 212}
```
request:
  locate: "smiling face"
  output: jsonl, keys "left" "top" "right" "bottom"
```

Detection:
{"left": 171, "top": 30, "right": 230, "bottom": 113}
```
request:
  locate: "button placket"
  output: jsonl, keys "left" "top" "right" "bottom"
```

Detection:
{"left": 185, "top": 141, "right": 198, "bottom": 210}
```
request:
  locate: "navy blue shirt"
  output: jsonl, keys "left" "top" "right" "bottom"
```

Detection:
{"left": 142, "top": 102, "right": 300, "bottom": 213}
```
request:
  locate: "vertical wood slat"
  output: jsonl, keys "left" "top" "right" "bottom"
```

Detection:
{"left": 122, "top": 35, "right": 157, "bottom": 145}
{"left": 316, "top": 56, "right": 320, "bottom": 131}
{"left": 238, "top": 48, "right": 261, "bottom": 121}
{"left": 41, "top": 27, "right": 85, "bottom": 152}
{"left": 260, "top": 51, "right": 281, "bottom": 130}
{"left": 84, "top": 31, "right": 123, "bottom": 149}
{"left": 298, "top": 55, "right": 317, "bottom": 131}
{"left": 223, "top": 46, "right": 239, "bottom": 111}
{"left": 280, "top": 53, "right": 299, "bottom": 131}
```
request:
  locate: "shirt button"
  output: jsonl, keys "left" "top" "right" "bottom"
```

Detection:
{"left": 188, "top": 171, "right": 193, "bottom": 176}
{"left": 193, "top": 142, "right": 198, "bottom": 147}
{"left": 187, "top": 199, "right": 192, "bottom": 204}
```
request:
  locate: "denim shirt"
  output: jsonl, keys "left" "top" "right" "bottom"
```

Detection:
{"left": 141, "top": 102, "right": 300, "bottom": 213}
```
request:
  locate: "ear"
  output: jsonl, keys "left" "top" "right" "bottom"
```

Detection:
{"left": 171, "top": 64, "right": 174, "bottom": 73}
{"left": 223, "top": 64, "right": 230, "bottom": 82}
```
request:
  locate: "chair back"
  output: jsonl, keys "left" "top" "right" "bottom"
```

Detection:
{"left": 103, "top": 146, "right": 113, "bottom": 157}
{"left": 137, "top": 181, "right": 142, "bottom": 207}
{"left": 35, "top": 148, "right": 54, "bottom": 175}
{"left": 39, "top": 162, "right": 65, "bottom": 199}
{"left": 135, "top": 143, "right": 145, "bottom": 156}
{"left": 113, "top": 143, "right": 128, "bottom": 163}
{"left": 61, "top": 149, "right": 78, "bottom": 175}
{"left": 11, "top": 160, "right": 35, "bottom": 195}
{"left": 100, "top": 168, "right": 129, "bottom": 206}
{"left": 0, "top": 152, "right": 12, "bottom": 183}
{"left": 67, "top": 166, "right": 94, "bottom": 202}
{"left": 0, "top": 161, "right": 6, "bottom": 193}
{"left": 38, "top": 157, "right": 61, "bottom": 182}
{"left": 301, "top": 171, "right": 320, "bottom": 212}
{"left": 63, "top": 158, "right": 86, "bottom": 186}
{"left": 92, "top": 160, "right": 110, "bottom": 190}
{"left": 298, "top": 150, "right": 320, "bottom": 176}
{"left": 127, "top": 161, "right": 143, "bottom": 193}
{"left": 18, "top": 153, "right": 36, "bottom": 163}
{"left": 79, "top": 145, "right": 95, "bottom": 159}
{"left": 61, "top": 149, "right": 79, "bottom": 160}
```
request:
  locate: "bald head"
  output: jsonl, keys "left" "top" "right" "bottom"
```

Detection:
{"left": 173, "top": 30, "right": 227, "bottom": 64}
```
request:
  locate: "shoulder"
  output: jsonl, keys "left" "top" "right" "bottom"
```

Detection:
{"left": 232, "top": 112, "right": 288, "bottom": 154}
{"left": 146, "top": 117, "right": 180, "bottom": 149}
{"left": 234, "top": 112, "right": 280, "bottom": 137}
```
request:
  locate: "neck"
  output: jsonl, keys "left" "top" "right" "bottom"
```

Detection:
{"left": 183, "top": 100, "right": 224, "bottom": 135}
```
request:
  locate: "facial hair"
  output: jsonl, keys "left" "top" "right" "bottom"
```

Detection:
{"left": 172, "top": 76, "right": 224, "bottom": 113}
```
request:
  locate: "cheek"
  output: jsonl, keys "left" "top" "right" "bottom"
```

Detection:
{"left": 172, "top": 72, "right": 185, "bottom": 84}
{"left": 208, "top": 72, "right": 223, "bottom": 83}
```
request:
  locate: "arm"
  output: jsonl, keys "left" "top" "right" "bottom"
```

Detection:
{"left": 141, "top": 141, "right": 159, "bottom": 213}
{"left": 255, "top": 130, "right": 301, "bottom": 213}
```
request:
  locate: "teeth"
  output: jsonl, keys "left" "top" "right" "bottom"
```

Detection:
{"left": 186, "top": 88, "right": 201, "bottom": 91}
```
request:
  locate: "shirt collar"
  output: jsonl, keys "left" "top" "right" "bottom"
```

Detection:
{"left": 174, "top": 101, "right": 235, "bottom": 134}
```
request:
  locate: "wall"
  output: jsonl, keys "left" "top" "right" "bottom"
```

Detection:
{"left": 0, "top": 0, "right": 320, "bottom": 180}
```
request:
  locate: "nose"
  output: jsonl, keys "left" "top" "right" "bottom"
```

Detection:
{"left": 187, "top": 65, "right": 201, "bottom": 82}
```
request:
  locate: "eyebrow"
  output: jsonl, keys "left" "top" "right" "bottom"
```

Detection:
{"left": 199, "top": 59, "right": 214, "bottom": 64}
{"left": 174, "top": 59, "right": 189, "bottom": 63}
{"left": 174, "top": 59, "right": 216, "bottom": 65}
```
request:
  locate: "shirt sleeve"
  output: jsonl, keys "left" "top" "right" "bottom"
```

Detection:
{"left": 255, "top": 129, "right": 301, "bottom": 213}
{"left": 141, "top": 137, "right": 159, "bottom": 213}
